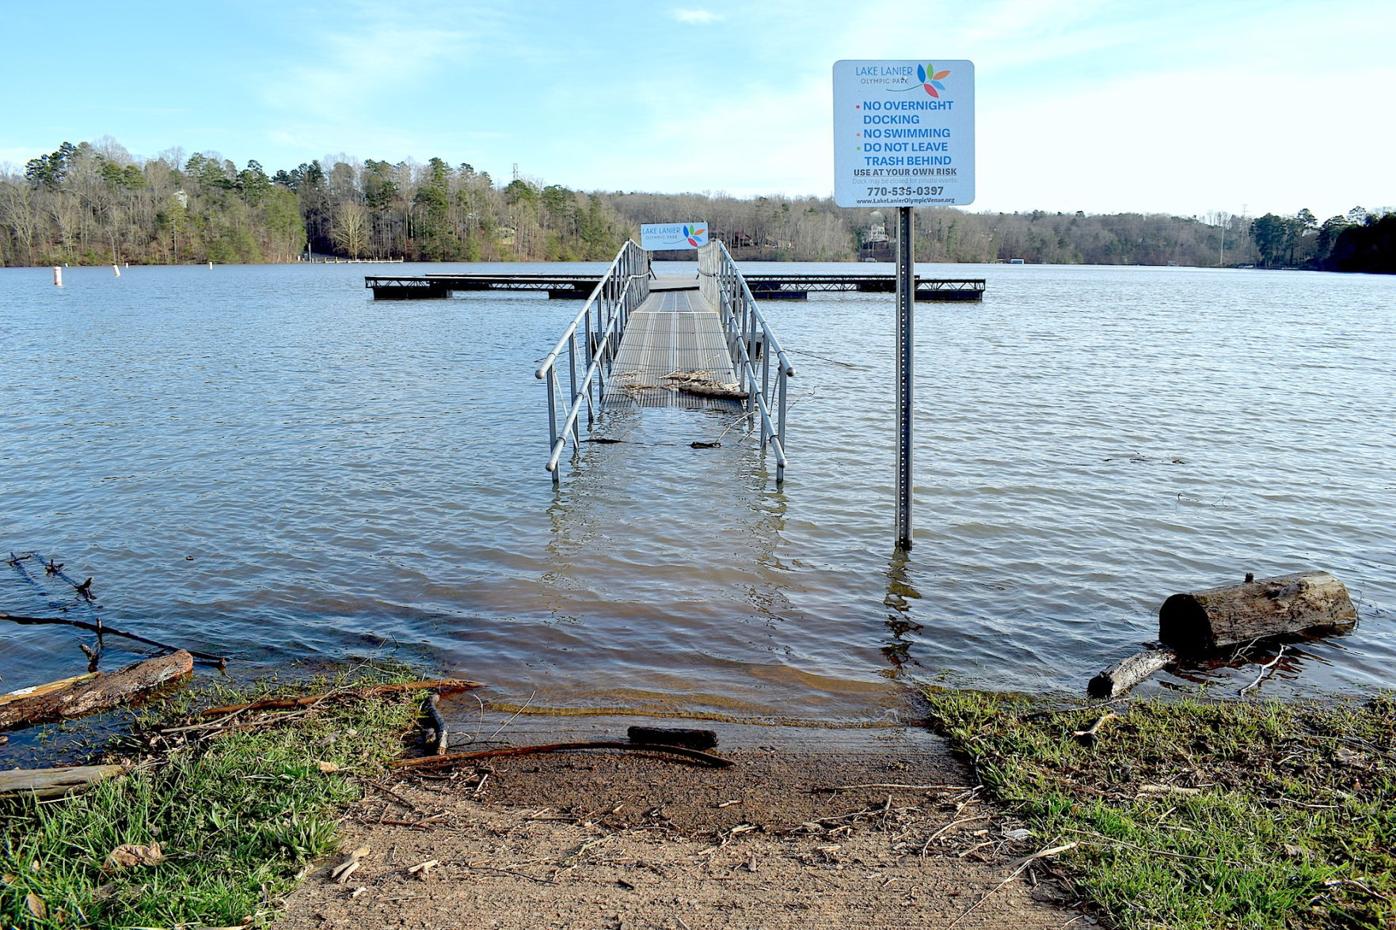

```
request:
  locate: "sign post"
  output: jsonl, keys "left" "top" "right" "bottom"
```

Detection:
{"left": 832, "top": 59, "right": 975, "bottom": 551}
{"left": 894, "top": 204, "right": 914, "bottom": 549}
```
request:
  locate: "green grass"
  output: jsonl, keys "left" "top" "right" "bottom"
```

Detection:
{"left": 924, "top": 689, "right": 1396, "bottom": 929}
{"left": 1, "top": 666, "right": 425, "bottom": 929}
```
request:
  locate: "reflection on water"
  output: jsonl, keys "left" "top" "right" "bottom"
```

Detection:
{"left": 1, "top": 261, "right": 1394, "bottom": 722}
{"left": 882, "top": 552, "right": 924, "bottom": 677}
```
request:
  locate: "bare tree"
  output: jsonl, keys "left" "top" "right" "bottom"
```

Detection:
{"left": 333, "top": 201, "right": 369, "bottom": 258}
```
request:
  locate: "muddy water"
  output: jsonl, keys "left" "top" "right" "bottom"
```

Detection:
{"left": 1, "top": 261, "right": 1393, "bottom": 723}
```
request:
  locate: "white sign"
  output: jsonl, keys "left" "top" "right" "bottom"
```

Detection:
{"left": 640, "top": 222, "right": 709, "bottom": 250}
{"left": 832, "top": 59, "right": 975, "bottom": 208}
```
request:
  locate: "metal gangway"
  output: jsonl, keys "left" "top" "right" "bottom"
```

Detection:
{"left": 535, "top": 239, "right": 794, "bottom": 484}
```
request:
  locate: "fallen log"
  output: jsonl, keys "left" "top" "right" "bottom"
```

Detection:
{"left": 0, "top": 611, "right": 229, "bottom": 666}
{"left": 1087, "top": 648, "right": 1178, "bottom": 698}
{"left": 0, "top": 672, "right": 99, "bottom": 707}
{"left": 200, "top": 678, "right": 482, "bottom": 717}
{"left": 388, "top": 740, "right": 734, "bottom": 770}
{"left": 0, "top": 764, "right": 126, "bottom": 799}
{"left": 627, "top": 725, "right": 719, "bottom": 750}
{"left": 1158, "top": 571, "right": 1356, "bottom": 654}
{"left": 0, "top": 652, "right": 193, "bottom": 732}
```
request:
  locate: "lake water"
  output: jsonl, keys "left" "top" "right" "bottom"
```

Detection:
{"left": 1, "top": 261, "right": 1393, "bottom": 725}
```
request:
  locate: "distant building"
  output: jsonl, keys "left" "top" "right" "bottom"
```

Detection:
{"left": 858, "top": 210, "right": 892, "bottom": 262}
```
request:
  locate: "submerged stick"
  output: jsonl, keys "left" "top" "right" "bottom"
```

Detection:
{"left": 201, "top": 678, "right": 482, "bottom": 717}
{"left": 0, "top": 611, "right": 229, "bottom": 666}
{"left": 389, "top": 740, "right": 734, "bottom": 770}
{"left": 1238, "top": 644, "right": 1287, "bottom": 696}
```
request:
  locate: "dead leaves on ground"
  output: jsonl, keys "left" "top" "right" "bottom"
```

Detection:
{"left": 103, "top": 841, "right": 166, "bottom": 872}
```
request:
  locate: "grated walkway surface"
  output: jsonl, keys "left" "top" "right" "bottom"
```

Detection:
{"left": 609, "top": 278, "right": 737, "bottom": 408}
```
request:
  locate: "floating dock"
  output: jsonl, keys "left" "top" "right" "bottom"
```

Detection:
{"left": 745, "top": 274, "right": 985, "bottom": 301}
{"left": 365, "top": 273, "right": 601, "bottom": 300}
{"left": 365, "top": 272, "right": 985, "bottom": 302}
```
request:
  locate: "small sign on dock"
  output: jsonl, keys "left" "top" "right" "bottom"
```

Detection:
{"left": 640, "top": 223, "right": 709, "bottom": 250}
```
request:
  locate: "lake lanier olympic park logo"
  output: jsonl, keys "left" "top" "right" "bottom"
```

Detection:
{"left": 684, "top": 225, "right": 706, "bottom": 247}
{"left": 890, "top": 63, "right": 952, "bottom": 98}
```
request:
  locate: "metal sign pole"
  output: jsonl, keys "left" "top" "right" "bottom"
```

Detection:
{"left": 894, "top": 205, "right": 914, "bottom": 551}
{"left": 833, "top": 59, "right": 974, "bottom": 551}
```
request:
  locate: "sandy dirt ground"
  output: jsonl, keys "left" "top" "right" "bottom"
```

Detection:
{"left": 274, "top": 723, "right": 1085, "bottom": 930}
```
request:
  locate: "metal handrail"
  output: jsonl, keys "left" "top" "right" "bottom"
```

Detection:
{"left": 535, "top": 239, "right": 650, "bottom": 481}
{"left": 699, "top": 240, "right": 795, "bottom": 484}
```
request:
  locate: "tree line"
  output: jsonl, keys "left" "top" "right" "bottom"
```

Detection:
{"left": 1249, "top": 207, "right": 1396, "bottom": 274}
{"left": 1, "top": 138, "right": 1391, "bottom": 273}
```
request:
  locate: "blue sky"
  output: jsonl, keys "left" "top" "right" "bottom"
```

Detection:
{"left": 2, "top": 0, "right": 1392, "bottom": 218}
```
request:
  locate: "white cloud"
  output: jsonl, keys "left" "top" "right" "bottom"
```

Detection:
{"left": 975, "top": 62, "right": 1396, "bottom": 218}
{"left": 560, "top": 76, "right": 829, "bottom": 197}
{"left": 558, "top": 0, "right": 1396, "bottom": 215}
{"left": 261, "top": 25, "right": 469, "bottom": 124}
{"left": 671, "top": 8, "right": 723, "bottom": 24}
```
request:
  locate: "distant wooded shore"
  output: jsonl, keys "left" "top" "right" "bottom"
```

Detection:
{"left": 4, "top": 139, "right": 1392, "bottom": 274}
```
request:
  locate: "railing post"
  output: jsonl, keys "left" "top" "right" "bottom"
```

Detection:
{"left": 745, "top": 301, "right": 756, "bottom": 417}
{"left": 568, "top": 335, "right": 579, "bottom": 428}
{"left": 760, "top": 328, "right": 770, "bottom": 447}
{"left": 777, "top": 365, "right": 788, "bottom": 486}
{"left": 546, "top": 368, "right": 559, "bottom": 484}
{"left": 585, "top": 301, "right": 595, "bottom": 367}
{"left": 585, "top": 302, "right": 596, "bottom": 419}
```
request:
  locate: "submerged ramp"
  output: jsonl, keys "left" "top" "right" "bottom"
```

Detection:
{"left": 610, "top": 279, "right": 736, "bottom": 407}
{"left": 537, "top": 239, "right": 792, "bottom": 484}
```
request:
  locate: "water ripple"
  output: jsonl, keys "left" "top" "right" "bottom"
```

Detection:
{"left": 1, "top": 261, "right": 1393, "bottom": 716}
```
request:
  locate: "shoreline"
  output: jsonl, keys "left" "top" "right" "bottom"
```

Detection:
{"left": 0, "top": 256, "right": 1369, "bottom": 271}
{"left": 275, "top": 737, "right": 1072, "bottom": 930}
{"left": 4, "top": 670, "right": 1392, "bottom": 928}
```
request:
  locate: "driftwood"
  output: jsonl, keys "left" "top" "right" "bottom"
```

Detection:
{"left": 388, "top": 740, "right": 734, "bottom": 770}
{"left": 1087, "top": 648, "right": 1178, "bottom": 698}
{"left": 674, "top": 383, "right": 748, "bottom": 400}
{"left": 626, "top": 725, "right": 719, "bottom": 750}
{"left": 1086, "top": 571, "right": 1356, "bottom": 696}
{"left": 1238, "top": 644, "right": 1288, "bottom": 696}
{"left": 1158, "top": 571, "right": 1356, "bottom": 654}
{"left": 0, "top": 764, "right": 127, "bottom": 799}
{"left": 1072, "top": 711, "right": 1117, "bottom": 746}
{"left": 0, "top": 672, "right": 98, "bottom": 706}
{"left": 663, "top": 371, "right": 748, "bottom": 400}
{"left": 0, "top": 651, "right": 193, "bottom": 732}
{"left": 201, "top": 678, "right": 482, "bottom": 717}
{"left": 0, "top": 611, "right": 229, "bottom": 666}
